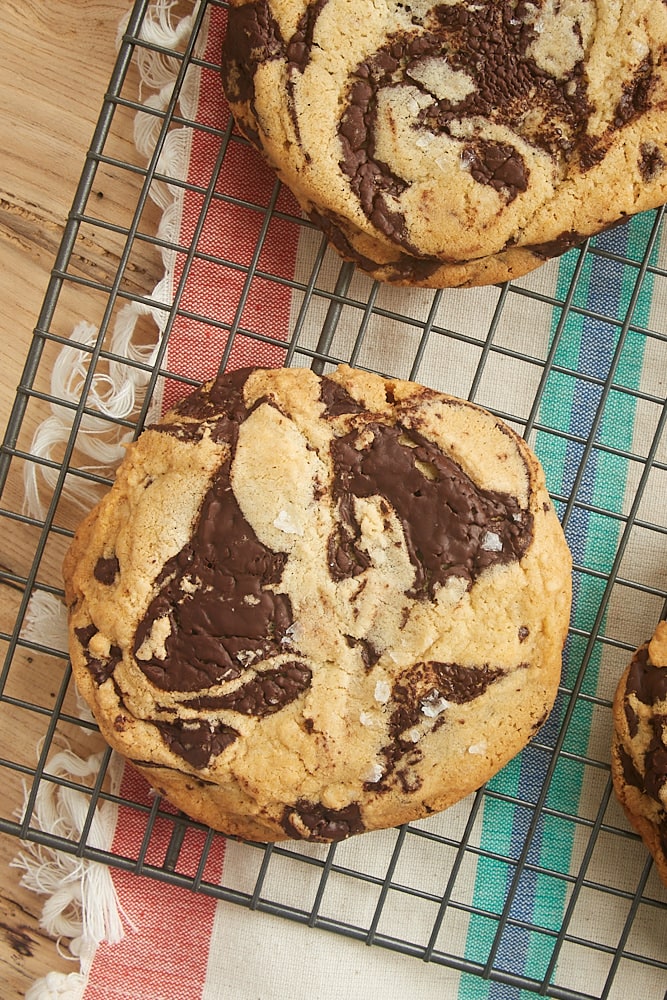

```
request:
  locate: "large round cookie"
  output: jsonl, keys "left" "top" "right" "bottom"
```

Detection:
{"left": 64, "top": 365, "right": 571, "bottom": 842}
{"left": 222, "top": 0, "right": 667, "bottom": 287}
{"left": 611, "top": 620, "right": 667, "bottom": 886}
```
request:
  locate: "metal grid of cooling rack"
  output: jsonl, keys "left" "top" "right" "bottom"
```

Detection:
{"left": 2, "top": 1, "right": 667, "bottom": 997}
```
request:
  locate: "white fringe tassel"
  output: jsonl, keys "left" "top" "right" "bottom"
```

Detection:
{"left": 11, "top": 749, "right": 130, "bottom": 1000}
{"left": 15, "top": 3, "right": 207, "bottom": 994}
{"left": 25, "top": 0, "right": 206, "bottom": 520}
{"left": 22, "top": 589, "right": 70, "bottom": 654}
{"left": 23, "top": 312, "right": 156, "bottom": 517}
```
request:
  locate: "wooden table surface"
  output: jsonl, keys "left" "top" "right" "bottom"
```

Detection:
{"left": 0, "top": 2, "right": 161, "bottom": 994}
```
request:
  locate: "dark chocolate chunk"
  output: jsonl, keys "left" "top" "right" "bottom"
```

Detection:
{"left": 624, "top": 700, "right": 639, "bottom": 739}
{"left": 345, "top": 635, "right": 382, "bottom": 671}
{"left": 425, "top": 1, "right": 590, "bottom": 157}
{"left": 280, "top": 799, "right": 365, "bottom": 841}
{"left": 525, "top": 230, "right": 586, "bottom": 260}
{"left": 146, "top": 368, "right": 256, "bottom": 445}
{"left": 643, "top": 717, "right": 667, "bottom": 802}
{"left": 639, "top": 140, "right": 665, "bottom": 182}
{"left": 307, "top": 208, "right": 445, "bottom": 279}
{"left": 75, "top": 624, "right": 122, "bottom": 684}
{"left": 222, "top": 3, "right": 284, "bottom": 105}
{"left": 375, "top": 659, "right": 505, "bottom": 789}
{"left": 327, "top": 492, "right": 372, "bottom": 581}
{"left": 617, "top": 743, "right": 643, "bottom": 791}
{"left": 577, "top": 135, "right": 607, "bottom": 171}
{"left": 85, "top": 645, "right": 122, "bottom": 685}
{"left": 617, "top": 714, "right": 667, "bottom": 809}
{"left": 94, "top": 556, "right": 120, "bottom": 585}
{"left": 395, "top": 767, "right": 423, "bottom": 794}
{"left": 329, "top": 422, "right": 532, "bottom": 598}
{"left": 150, "top": 420, "right": 212, "bottom": 443}
{"left": 113, "top": 714, "right": 129, "bottom": 732}
{"left": 429, "top": 660, "right": 506, "bottom": 703}
{"left": 134, "top": 372, "right": 294, "bottom": 693}
{"left": 75, "top": 623, "right": 99, "bottom": 648}
{"left": 176, "top": 367, "right": 253, "bottom": 418}
{"left": 337, "top": 0, "right": 592, "bottom": 238}
{"left": 286, "top": 0, "right": 329, "bottom": 73}
{"left": 614, "top": 55, "right": 655, "bottom": 128}
{"left": 134, "top": 460, "right": 293, "bottom": 692}
{"left": 463, "top": 140, "right": 528, "bottom": 201}
{"left": 379, "top": 254, "right": 449, "bottom": 283}
{"left": 184, "top": 662, "right": 312, "bottom": 716}
{"left": 528, "top": 216, "right": 628, "bottom": 260}
{"left": 155, "top": 718, "right": 239, "bottom": 769}
{"left": 626, "top": 643, "right": 667, "bottom": 706}
{"left": 320, "top": 376, "right": 366, "bottom": 416}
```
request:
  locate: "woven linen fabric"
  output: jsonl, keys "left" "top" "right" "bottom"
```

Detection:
{"left": 54, "top": 4, "right": 666, "bottom": 999}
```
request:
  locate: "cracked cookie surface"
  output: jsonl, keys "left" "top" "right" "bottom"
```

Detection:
{"left": 222, "top": 0, "right": 667, "bottom": 287}
{"left": 64, "top": 365, "right": 572, "bottom": 842}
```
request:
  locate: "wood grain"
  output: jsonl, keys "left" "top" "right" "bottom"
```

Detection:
{"left": 0, "top": 2, "right": 153, "bottom": 995}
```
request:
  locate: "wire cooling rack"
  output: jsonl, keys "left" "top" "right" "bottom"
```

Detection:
{"left": 1, "top": 1, "right": 667, "bottom": 997}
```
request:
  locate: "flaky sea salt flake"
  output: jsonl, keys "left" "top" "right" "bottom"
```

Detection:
{"left": 273, "top": 509, "right": 302, "bottom": 535}
{"left": 363, "top": 763, "right": 384, "bottom": 783}
{"left": 374, "top": 680, "right": 391, "bottom": 704}
{"left": 421, "top": 690, "right": 451, "bottom": 718}
{"left": 481, "top": 530, "right": 503, "bottom": 552}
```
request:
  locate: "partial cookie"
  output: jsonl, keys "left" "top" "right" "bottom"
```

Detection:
{"left": 611, "top": 620, "right": 667, "bottom": 885}
{"left": 64, "top": 365, "right": 572, "bottom": 842}
{"left": 222, "top": 0, "right": 667, "bottom": 287}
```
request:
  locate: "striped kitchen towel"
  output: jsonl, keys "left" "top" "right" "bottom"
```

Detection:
{"left": 17, "top": 2, "right": 667, "bottom": 998}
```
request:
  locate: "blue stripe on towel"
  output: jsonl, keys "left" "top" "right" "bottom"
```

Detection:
{"left": 458, "top": 211, "right": 660, "bottom": 998}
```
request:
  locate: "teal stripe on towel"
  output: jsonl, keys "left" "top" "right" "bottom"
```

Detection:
{"left": 458, "top": 211, "right": 660, "bottom": 999}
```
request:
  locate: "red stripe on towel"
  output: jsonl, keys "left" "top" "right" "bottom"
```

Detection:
{"left": 84, "top": 765, "right": 225, "bottom": 1000}
{"left": 83, "top": 9, "right": 287, "bottom": 993}
{"left": 161, "top": 4, "right": 301, "bottom": 411}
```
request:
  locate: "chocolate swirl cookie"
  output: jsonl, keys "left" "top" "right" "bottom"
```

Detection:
{"left": 222, "top": 0, "right": 667, "bottom": 287}
{"left": 64, "top": 366, "right": 571, "bottom": 842}
{"left": 611, "top": 621, "right": 667, "bottom": 885}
